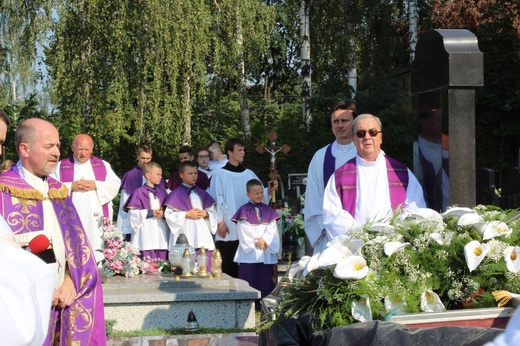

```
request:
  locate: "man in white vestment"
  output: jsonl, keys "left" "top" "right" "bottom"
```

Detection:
{"left": 53, "top": 134, "right": 121, "bottom": 263}
{"left": 323, "top": 114, "right": 426, "bottom": 239}
{"left": 208, "top": 138, "right": 277, "bottom": 278}
{"left": 305, "top": 100, "right": 358, "bottom": 254}
{"left": 208, "top": 140, "right": 228, "bottom": 170}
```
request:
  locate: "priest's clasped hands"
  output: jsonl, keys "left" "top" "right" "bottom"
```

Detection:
{"left": 72, "top": 178, "right": 96, "bottom": 192}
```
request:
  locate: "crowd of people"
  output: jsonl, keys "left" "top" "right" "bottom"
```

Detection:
{"left": 1, "top": 102, "right": 517, "bottom": 345}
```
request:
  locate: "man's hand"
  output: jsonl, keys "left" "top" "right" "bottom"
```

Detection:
{"left": 153, "top": 209, "right": 164, "bottom": 219}
{"left": 53, "top": 275, "right": 77, "bottom": 309}
{"left": 73, "top": 179, "right": 96, "bottom": 192}
{"left": 256, "top": 237, "right": 267, "bottom": 250}
{"left": 268, "top": 180, "right": 279, "bottom": 195}
{"left": 186, "top": 208, "right": 207, "bottom": 220}
{"left": 217, "top": 221, "right": 228, "bottom": 238}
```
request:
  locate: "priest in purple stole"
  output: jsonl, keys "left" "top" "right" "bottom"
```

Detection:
{"left": 323, "top": 114, "right": 426, "bottom": 240}
{"left": 305, "top": 101, "right": 358, "bottom": 254}
{"left": 53, "top": 134, "right": 121, "bottom": 263}
{"left": 0, "top": 118, "right": 106, "bottom": 345}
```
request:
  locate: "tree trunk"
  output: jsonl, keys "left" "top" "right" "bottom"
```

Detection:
{"left": 408, "top": 0, "right": 419, "bottom": 63}
{"left": 300, "top": 0, "right": 311, "bottom": 127}
{"left": 236, "top": 13, "right": 251, "bottom": 139}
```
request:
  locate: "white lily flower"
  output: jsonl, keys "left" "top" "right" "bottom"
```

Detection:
{"left": 464, "top": 240, "right": 489, "bottom": 272}
{"left": 420, "top": 289, "right": 446, "bottom": 312}
{"left": 287, "top": 256, "right": 311, "bottom": 278}
{"left": 368, "top": 223, "right": 395, "bottom": 234}
{"left": 479, "top": 221, "right": 511, "bottom": 240}
{"left": 457, "top": 212, "right": 484, "bottom": 227}
{"left": 384, "top": 295, "right": 407, "bottom": 314}
{"left": 318, "top": 243, "right": 353, "bottom": 267}
{"left": 352, "top": 294, "right": 372, "bottom": 322}
{"left": 302, "top": 252, "right": 321, "bottom": 277}
{"left": 430, "top": 232, "right": 453, "bottom": 246}
{"left": 383, "top": 241, "right": 410, "bottom": 256}
{"left": 407, "top": 208, "right": 444, "bottom": 223}
{"left": 334, "top": 255, "right": 368, "bottom": 279}
{"left": 326, "top": 234, "right": 349, "bottom": 247}
{"left": 504, "top": 246, "right": 520, "bottom": 273}
{"left": 442, "top": 207, "right": 477, "bottom": 220}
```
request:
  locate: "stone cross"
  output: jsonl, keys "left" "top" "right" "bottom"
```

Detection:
{"left": 256, "top": 131, "right": 291, "bottom": 207}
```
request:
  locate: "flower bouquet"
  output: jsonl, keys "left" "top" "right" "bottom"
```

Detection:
{"left": 258, "top": 205, "right": 520, "bottom": 332}
{"left": 99, "top": 217, "right": 142, "bottom": 277}
{"left": 281, "top": 207, "right": 306, "bottom": 246}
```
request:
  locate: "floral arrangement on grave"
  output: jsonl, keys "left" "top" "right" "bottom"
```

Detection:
{"left": 99, "top": 217, "right": 172, "bottom": 277}
{"left": 281, "top": 207, "right": 306, "bottom": 246}
{"left": 258, "top": 205, "right": 520, "bottom": 332}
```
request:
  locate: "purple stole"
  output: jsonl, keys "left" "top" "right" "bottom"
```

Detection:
{"left": 232, "top": 201, "right": 280, "bottom": 225}
{"left": 323, "top": 144, "right": 336, "bottom": 187}
{"left": 164, "top": 184, "right": 215, "bottom": 211}
{"left": 59, "top": 155, "right": 109, "bottom": 217}
{"left": 124, "top": 184, "right": 168, "bottom": 210}
{"left": 0, "top": 166, "right": 106, "bottom": 345}
{"left": 335, "top": 156, "right": 409, "bottom": 217}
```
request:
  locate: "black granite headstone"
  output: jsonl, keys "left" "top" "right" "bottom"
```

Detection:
{"left": 412, "top": 29, "right": 483, "bottom": 210}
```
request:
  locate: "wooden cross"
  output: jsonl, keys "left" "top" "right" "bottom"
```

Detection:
{"left": 256, "top": 131, "right": 291, "bottom": 207}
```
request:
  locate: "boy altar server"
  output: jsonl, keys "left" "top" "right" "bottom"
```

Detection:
{"left": 232, "top": 179, "right": 280, "bottom": 303}
{"left": 124, "top": 162, "right": 169, "bottom": 260}
{"left": 164, "top": 161, "right": 217, "bottom": 270}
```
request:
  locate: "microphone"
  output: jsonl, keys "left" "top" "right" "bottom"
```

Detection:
{"left": 27, "top": 234, "right": 51, "bottom": 254}
{"left": 24, "top": 234, "right": 55, "bottom": 263}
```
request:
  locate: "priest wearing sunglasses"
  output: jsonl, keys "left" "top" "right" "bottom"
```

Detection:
{"left": 323, "top": 114, "right": 426, "bottom": 238}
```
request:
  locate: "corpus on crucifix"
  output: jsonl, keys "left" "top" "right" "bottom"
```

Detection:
{"left": 256, "top": 131, "right": 291, "bottom": 208}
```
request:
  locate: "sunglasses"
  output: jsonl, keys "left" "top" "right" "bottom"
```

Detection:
{"left": 355, "top": 129, "right": 382, "bottom": 138}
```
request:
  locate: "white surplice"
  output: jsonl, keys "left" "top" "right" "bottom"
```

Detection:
{"left": 305, "top": 141, "right": 357, "bottom": 253}
{"left": 53, "top": 158, "right": 121, "bottom": 263}
{"left": 128, "top": 193, "right": 169, "bottom": 251}
{"left": 233, "top": 219, "right": 279, "bottom": 264}
{"left": 323, "top": 152, "right": 426, "bottom": 240}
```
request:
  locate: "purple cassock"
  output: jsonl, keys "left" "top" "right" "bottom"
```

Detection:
{"left": 123, "top": 184, "right": 168, "bottom": 210}
{"left": 58, "top": 155, "right": 110, "bottom": 217}
{"left": 163, "top": 184, "right": 215, "bottom": 211}
{"left": 334, "top": 156, "right": 409, "bottom": 217}
{"left": 0, "top": 165, "right": 106, "bottom": 345}
{"left": 121, "top": 165, "right": 166, "bottom": 195}
{"left": 232, "top": 201, "right": 280, "bottom": 225}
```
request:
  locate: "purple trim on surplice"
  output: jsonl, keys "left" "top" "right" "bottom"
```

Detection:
{"left": 163, "top": 184, "right": 215, "bottom": 211}
{"left": 231, "top": 202, "right": 280, "bottom": 225}
{"left": 323, "top": 143, "right": 336, "bottom": 187}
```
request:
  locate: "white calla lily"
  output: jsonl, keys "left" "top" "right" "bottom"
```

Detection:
{"left": 383, "top": 241, "right": 410, "bottom": 256}
{"left": 334, "top": 255, "right": 368, "bottom": 279}
{"left": 327, "top": 234, "right": 349, "bottom": 247}
{"left": 318, "top": 243, "right": 353, "bottom": 267}
{"left": 420, "top": 289, "right": 446, "bottom": 312}
{"left": 384, "top": 295, "right": 407, "bottom": 314}
{"left": 407, "top": 208, "right": 444, "bottom": 223}
{"left": 504, "top": 246, "right": 520, "bottom": 273}
{"left": 457, "top": 212, "right": 484, "bottom": 227}
{"left": 287, "top": 256, "right": 311, "bottom": 279}
{"left": 442, "top": 207, "right": 477, "bottom": 220}
{"left": 430, "top": 232, "right": 453, "bottom": 246}
{"left": 464, "top": 240, "right": 489, "bottom": 272}
{"left": 368, "top": 223, "right": 395, "bottom": 234}
{"left": 326, "top": 236, "right": 364, "bottom": 256}
{"left": 303, "top": 252, "right": 321, "bottom": 277}
{"left": 480, "top": 221, "right": 511, "bottom": 240}
{"left": 352, "top": 294, "right": 372, "bottom": 322}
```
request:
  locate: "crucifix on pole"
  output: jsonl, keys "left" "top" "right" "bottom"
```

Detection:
{"left": 256, "top": 131, "right": 291, "bottom": 208}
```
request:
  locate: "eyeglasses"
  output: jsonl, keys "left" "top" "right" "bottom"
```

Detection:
{"left": 355, "top": 129, "right": 382, "bottom": 138}
{"left": 198, "top": 155, "right": 209, "bottom": 159}
{"left": 210, "top": 148, "right": 219, "bottom": 153}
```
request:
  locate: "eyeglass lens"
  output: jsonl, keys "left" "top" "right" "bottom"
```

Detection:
{"left": 355, "top": 129, "right": 381, "bottom": 138}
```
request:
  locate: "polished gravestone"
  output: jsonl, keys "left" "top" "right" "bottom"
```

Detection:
{"left": 103, "top": 273, "right": 260, "bottom": 331}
